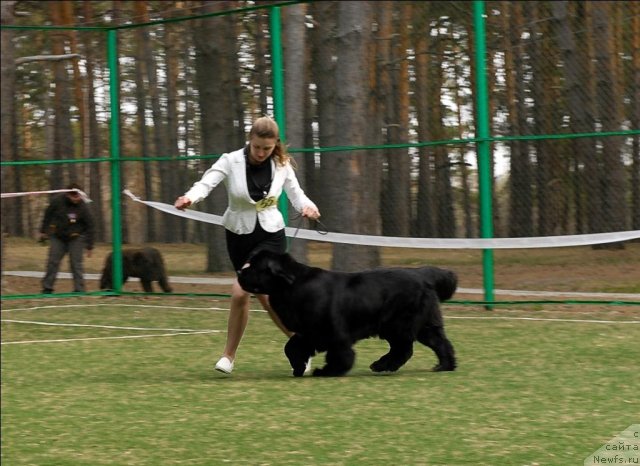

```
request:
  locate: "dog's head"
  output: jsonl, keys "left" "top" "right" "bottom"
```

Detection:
{"left": 237, "top": 250, "right": 296, "bottom": 295}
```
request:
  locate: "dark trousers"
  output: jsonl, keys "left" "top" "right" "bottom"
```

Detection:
{"left": 42, "top": 236, "right": 86, "bottom": 292}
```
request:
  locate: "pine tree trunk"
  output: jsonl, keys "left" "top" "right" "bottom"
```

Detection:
{"left": 592, "top": 1, "right": 626, "bottom": 248}
{"left": 83, "top": 1, "right": 106, "bottom": 242}
{"left": 133, "top": 1, "right": 156, "bottom": 242}
{"left": 331, "top": 1, "right": 378, "bottom": 271}
{"left": 414, "top": 4, "right": 435, "bottom": 238}
{"left": 309, "top": 2, "right": 339, "bottom": 240}
{"left": 1, "top": 1, "right": 18, "bottom": 242}
{"left": 283, "top": 3, "right": 310, "bottom": 262}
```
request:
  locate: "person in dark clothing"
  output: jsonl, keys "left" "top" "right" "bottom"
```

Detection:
{"left": 39, "top": 183, "right": 95, "bottom": 293}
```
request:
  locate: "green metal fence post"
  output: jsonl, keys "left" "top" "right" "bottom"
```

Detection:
{"left": 473, "top": 1, "right": 495, "bottom": 308}
{"left": 107, "top": 29, "right": 123, "bottom": 293}
{"left": 269, "top": 6, "right": 289, "bottom": 225}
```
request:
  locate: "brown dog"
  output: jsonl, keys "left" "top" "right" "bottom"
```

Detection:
{"left": 100, "top": 247, "right": 172, "bottom": 293}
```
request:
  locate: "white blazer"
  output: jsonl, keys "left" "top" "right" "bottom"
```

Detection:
{"left": 183, "top": 147, "right": 317, "bottom": 234}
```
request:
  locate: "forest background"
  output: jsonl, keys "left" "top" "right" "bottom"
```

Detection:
{"left": 1, "top": 0, "right": 638, "bottom": 273}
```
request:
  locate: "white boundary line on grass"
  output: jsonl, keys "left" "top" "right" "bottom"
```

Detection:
{"left": 1, "top": 304, "right": 226, "bottom": 345}
{"left": 2, "top": 302, "right": 638, "bottom": 347}
{"left": 1, "top": 330, "right": 220, "bottom": 345}
{"left": 1, "top": 319, "right": 215, "bottom": 332}
{"left": 3, "top": 310, "right": 639, "bottom": 327}
{"left": 446, "top": 316, "right": 640, "bottom": 324}
{"left": 1, "top": 303, "right": 229, "bottom": 313}
{"left": 2, "top": 303, "right": 638, "bottom": 326}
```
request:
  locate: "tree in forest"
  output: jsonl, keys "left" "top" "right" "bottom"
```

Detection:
{"left": 63, "top": 2, "right": 86, "bottom": 163}
{"left": 1, "top": 0, "right": 17, "bottom": 278}
{"left": 49, "top": 1, "right": 77, "bottom": 187}
{"left": 380, "top": 2, "right": 411, "bottom": 238}
{"left": 163, "top": 16, "right": 183, "bottom": 243}
{"left": 134, "top": 4, "right": 177, "bottom": 244}
{"left": 530, "top": 2, "right": 566, "bottom": 236}
{"left": 252, "top": 8, "right": 270, "bottom": 116}
{"left": 591, "top": 1, "right": 627, "bottom": 247}
{"left": 366, "top": 1, "right": 386, "bottom": 239}
{"left": 81, "top": 1, "right": 106, "bottom": 242}
{"left": 431, "top": 33, "right": 456, "bottom": 238}
{"left": 193, "top": 1, "right": 239, "bottom": 272}
{"left": 553, "top": 1, "right": 594, "bottom": 235}
{"left": 413, "top": 3, "right": 436, "bottom": 238}
{"left": 631, "top": 2, "right": 640, "bottom": 231}
{"left": 148, "top": 27, "right": 174, "bottom": 243}
{"left": 504, "top": 2, "right": 533, "bottom": 237}
{"left": 450, "top": 27, "right": 475, "bottom": 239}
{"left": 331, "top": 1, "right": 380, "bottom": 271}
{"left": 283, "top": 3, "right": 310, "bottom": 262}
{"left": 308, "top": 1, "right": 339, "bottom": 236}
{"left": 133, "top": 1, "right": 157, "bottom": 242}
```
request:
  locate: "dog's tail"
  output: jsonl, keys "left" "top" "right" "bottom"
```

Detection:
{"left": 426, "top": 268, "right": 458, "bottom": 302}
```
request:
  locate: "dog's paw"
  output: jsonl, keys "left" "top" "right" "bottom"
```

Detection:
{"left": 291, "top": 364, "right": 306, "bottom": 377}
{"left": 370, "top": 358, "right": 398, "bottom": 373}
{"left": 312, "top": 367, "right": 328, "bottom": 377}
{"left": 432, "top": 363, "right": 456, "bottom": 372}
{"left": 312, "top": 367, "right": 347, "bottom": 377}
{"left": 369, "top": 361, "right": 384, "bottom": 372}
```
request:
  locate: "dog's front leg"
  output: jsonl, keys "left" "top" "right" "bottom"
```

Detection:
{"left": 284, "top": 334, "right": 315, "bottom": 377}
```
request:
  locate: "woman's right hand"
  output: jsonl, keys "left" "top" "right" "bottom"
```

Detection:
{"left": 174, "top": 196, "right": 192, "bottom": 211}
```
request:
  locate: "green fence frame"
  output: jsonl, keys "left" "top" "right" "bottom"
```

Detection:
{"left": 2, "top": 1, "right": 639, "bottom": 305}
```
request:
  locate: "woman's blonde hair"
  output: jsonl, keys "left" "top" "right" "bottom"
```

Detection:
{"left": 249, "top": 116, "right": 291, "bottom": 166}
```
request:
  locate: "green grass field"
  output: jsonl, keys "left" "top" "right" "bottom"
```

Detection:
{"left": 2, "top": 296, "right": 638, "bottom": 465}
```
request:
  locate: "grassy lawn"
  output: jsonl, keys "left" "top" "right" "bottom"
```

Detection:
{"left": 2, "top": 297, "right": 638, "bottom": 465}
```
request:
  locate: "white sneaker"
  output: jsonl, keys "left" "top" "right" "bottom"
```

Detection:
{"left": 215, "top": 356, "right": 234, "bottom": 374}
{"left": 304, "top": 357, "right": 313, "bottom": 375}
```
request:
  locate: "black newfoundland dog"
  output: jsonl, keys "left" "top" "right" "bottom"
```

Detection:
{"left": 238, "top": 250, "right": 457, "bottom": 377}
{"left": 100, "top": 247, "right": 172, "bottom": 293}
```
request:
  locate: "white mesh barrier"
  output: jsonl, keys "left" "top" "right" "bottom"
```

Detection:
{"left": 123, "top": 190, "right": 640, "bottom": 249}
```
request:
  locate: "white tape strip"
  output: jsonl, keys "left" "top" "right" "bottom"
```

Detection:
{"left": 1, "top": 188, "right": 92, "bottom": 203}
{"left": 123, "top": 190, "right": 640, "bottom": 249}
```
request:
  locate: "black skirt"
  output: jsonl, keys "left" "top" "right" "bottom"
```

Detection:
{"left": 226, "top": 221, "right": 286, "bottom": 273}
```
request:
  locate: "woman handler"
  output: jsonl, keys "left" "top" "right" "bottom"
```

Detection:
{"left": 174, "top": 117, "right": 320, "bottom": 374}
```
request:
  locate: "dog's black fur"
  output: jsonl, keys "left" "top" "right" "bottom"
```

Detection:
{"left": 238, "top": 250, "right": 457, "bottom": 377}
{"left": 100, "top": 247, "right": 172, "bottom": 293}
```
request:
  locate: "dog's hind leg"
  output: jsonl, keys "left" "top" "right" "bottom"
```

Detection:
{"left": 284, "top": 334, "right": 315, "bottom": 377}
{"left": 158, "top": 275, "right": 172, "bottom": 293}
{"left": 313, "top": 346, "right": 355, "bottom": 377}
{"left": 140, "top": 278, "right": 154, "bottom": 293}
{"left": 417, "top": 326, "right": 456, "bottom": 371}
{"left": 370, "top": 338, "right": 414, "bottom": 373}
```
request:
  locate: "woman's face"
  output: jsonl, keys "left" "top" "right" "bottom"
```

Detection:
{"left": 248, "top": 136, "right": 276, "bottom": 165}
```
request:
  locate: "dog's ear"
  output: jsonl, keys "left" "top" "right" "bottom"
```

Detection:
{"left": 266, "top": 257, "right": 295, "bottom": 285}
